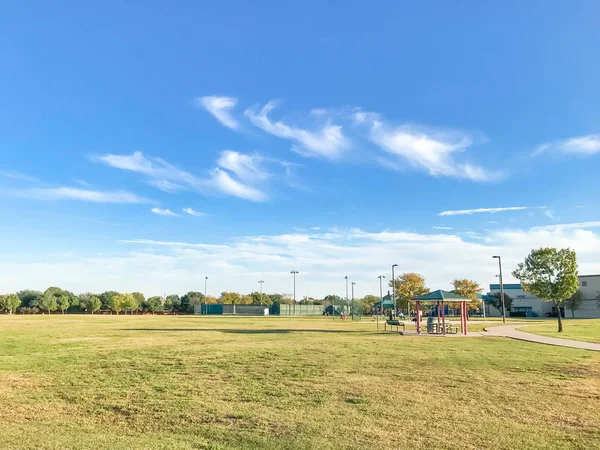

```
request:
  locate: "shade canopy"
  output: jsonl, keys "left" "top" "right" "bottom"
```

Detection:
{"left": 411, "top": 289, "right": 472, "bottom": 302}
{"left": 373, "top": 298, "right": 395, "bottom": 309}
{"left": 477, "top": 293, "right": 496, "bottom": 303}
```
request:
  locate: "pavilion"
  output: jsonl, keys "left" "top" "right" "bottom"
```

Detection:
{"left": 411, "top": 290, "right": 474, "bottom": 335}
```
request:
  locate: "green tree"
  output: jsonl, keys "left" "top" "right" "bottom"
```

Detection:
{"left": 268, "top": 293, "right": 284, "bottom": 305}
{"left": 219, "top": 292, "right": 242, "bottom": 304}
{"left": 452, "top": 279, "right": 482, "bottom": 311}
{"left": 361, "top": 295, "right": 380, "bottom": 314}
{"left": 1, "top": 294, "right": 21, "bottom": 314}
{"left": 79, "top": 293, "right": 101, "bottom": 314}
{"left": 565, "top": 290, "right": 584, "bottom": 319}
{"left": 124, "top": 293, "right": 140, "bottom": 313}
{"left": 489, "top": 292, "right": 513, "bottom": 316}
{"left": 147, "top": 296, "right": 164, "bottom": 313}
{"left": 17, "top": 290, "right": 42, "bottom": 308}
{"left": 165, "top": 295, "right": 181, "bottom": 312}
{"left": 323, "top": 294, "right": 344, "bottom": 309}
{"left": 57, "top": 295, "right": 71, "bottom": 314}
{"left": 38, "top": 292, "right": 58, "bottom": 314}
{"left": 108, "top": 294, "right": 128, "bottom": 315}
{"left": 512, "top": 247, "right": 579, "bottom": 332}
{"left": 391, "top": 273, "right": 429, "bottom": 312}
{"left": 99, "top": 291, "right": 120, "bottom": 310}
{"left": 181, "top": 291, "right": 204, "bottom": 313}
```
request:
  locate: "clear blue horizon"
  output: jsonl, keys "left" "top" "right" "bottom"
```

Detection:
{"left": 1, "top": 1, "right": 599, "bottom": 298}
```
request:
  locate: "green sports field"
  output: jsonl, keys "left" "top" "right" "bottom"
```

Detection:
{"left": 1, "top": 315, "right": 599, "bottom": 449}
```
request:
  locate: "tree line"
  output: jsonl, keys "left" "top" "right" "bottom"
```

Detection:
{"left": 0, "top": 275, "right": 502, "bottom": 315}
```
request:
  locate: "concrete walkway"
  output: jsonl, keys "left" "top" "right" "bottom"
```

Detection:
{"left": 485, "top": 324, "right": 600, "bottom": 352}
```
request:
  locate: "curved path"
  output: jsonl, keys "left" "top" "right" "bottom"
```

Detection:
{"left": 485, "top": 324, "right": 600, "bottom": 352}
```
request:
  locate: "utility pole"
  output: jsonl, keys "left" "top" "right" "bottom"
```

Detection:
{"left": 258, "top": 280, "right": 265, "bottom": 305}
{"left": 377, "top": 275, "right": 386, "bottom": 332}
{"left": 290, "top": 270, "right": 298, "bottom": 315}
{"left": 392, "top": 264, "right": 398, "bottom": 316}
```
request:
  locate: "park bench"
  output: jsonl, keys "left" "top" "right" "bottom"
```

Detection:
{"left": 384, "top": 320, "right": 405, "bottom": 332}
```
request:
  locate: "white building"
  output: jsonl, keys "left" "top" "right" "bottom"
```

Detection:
{"left": 488, "top": 274, "right": 600, "bottom": 319}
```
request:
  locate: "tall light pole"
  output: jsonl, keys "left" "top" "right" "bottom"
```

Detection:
{"left": 391, "top": 264, "right": 398, "bottom": 316}
{"left": 344, "top": 276, "right": 349, "bottom": 320}
{"left": 258, "top": 280, "right": 265, "bottom": 305}
{"left": 492, "top": 256, "right": 506, "bottom": 323}
{"left": 351, "top": 281, "right": 356, "bottom": 320}
{"left": 291, "top": 270, "right": 298, "bottom": 315}
{"left": 377, "top": 275, "right": 386, "bottom": 332}
{"left": 204, "top": 276, "right": 208, "bottom": 307}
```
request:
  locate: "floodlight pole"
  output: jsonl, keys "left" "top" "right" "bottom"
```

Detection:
{"left": 493, "top": 256, "right": 506, "bottom": 323}
{"left": 392, "top": 264, "right": 398, "bottom": 315}
{"left": 291, "top": 270, "right": 298, "bottom": 315}
{"left": 259, "top": 280, "right": 265, "bottom": 305}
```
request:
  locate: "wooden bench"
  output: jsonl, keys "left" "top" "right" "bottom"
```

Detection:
{"left": 384, "top": 320, "right": 405, "bottom": 332}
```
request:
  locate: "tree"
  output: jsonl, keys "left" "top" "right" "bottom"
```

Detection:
{"left": 452, "top": 279, "right": 482, "bottom": 311}
{"left": 17, "top": 290, "right": 42, "bottom": 308}
{"left": 391, "top": 273, "right": 429, "bottom": 311}
{"left": 323, "top": 294, "right": 344, "bottom": 309}
{"left": 124, "top": 293, "right": 140, "bottom": 313}
{"left": 79, "top": 293, "right": 101, "bottom": 314}
{"left": 361, "top": 295, "right": 380, "bottom": 314}
{"left": 565, "top": 290, "right": 584, "bottom": 319}
{"left": 219, "top": 292, "right": 242, "bottom": 304}
{"left": 488, "top": 292, "right": 513, "bottom": 316}
{"left": 181, "top": 291, "right": 204, "bottom": 313}
{"left": 1, "top": 294, "right": 21, "bottom": 314}
{"left": 269, "top": 293, "right": 284, "bottom": 305}
{"left": 57, "top": 295, "right": 71, "bottom": 314}
{"left": 147, "top": 296, "right": 164, "bottom": 313}
{"left": 512, "top": 247, "right": 579, "bottom": 332}
{"left": 99, "top": 291, "right": 120, "bottom": 310}
{"left": 108, "top": 294, "right": 128, "bottom": 315}
{"left": 165, "top": 295, "right": 181, "bottom": 312}
{"left": 38, "top": 292, "right": 58, "bottom": 314}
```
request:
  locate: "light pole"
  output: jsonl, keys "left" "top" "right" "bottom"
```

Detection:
{"left": 258, "top": 280, "right": 265, "bottom": 305}
{"left": 204, "top": 276, "right": 208, "bottom": 313}
{"left": 391, "top": 264, "right": 398, "bottom": 316}
{"left": 344, "top": 276, "right": 349, "bottom": 320}
{"left": 377, "top": 275, "right": 386, "bottom": 332}
{"left": 492, "top": 256, "right": 506, "bottom": 323}
{"left": 291, "top": 270, "right": 298, "bottom": 315}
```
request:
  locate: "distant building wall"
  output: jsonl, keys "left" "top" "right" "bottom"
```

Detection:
{"left": 489, "top": 276, "right": 600, "bottom": 319}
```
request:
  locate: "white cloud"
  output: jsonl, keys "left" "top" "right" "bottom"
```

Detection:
{"left": 209, "top": 168, "right": 268, "bottom": 202}
{"left": 433, "top": 226, "right": 452, "bottom": 230}
{"left": 245, "top": 101, "right": 349, "bottom": 159}
{"left": 18, "top": 187, "right": 149, "bottom": 204}
{"left": 0, "top": 170, "right": 40, "bottom": 183}
{"left": 151, "top": 207, "right": 179, "bottom": 216}
{"left": 487, "top": 221, "right": 499, "bottom": 224}
{"left": 196, "top": 96, "right": 239, "bottom": 130}
{"left": 438, "top": 206, "right": 538, "bottom": 216}
{"left": 216, "top": 150, "right": 270, "bottom": 182}
{"left": 355, "top": 112, "right": 498, "bottom": 181}
{"left": 8, "top": 222, "right": 600, "bottom": 298}
{"left": 534, "top": 134, "right": 600, "bottom": 156}
{"left": 543, "top": 209, "right": 555, "bottom": 219}
{"left": 183, "top": 207, "right": 205, "bottom": 217}
{"left": 93, "top": 151, "right": 271, "bottom": 202}
{"left": 72, "top": 179, "right": 92, "bottom": 187}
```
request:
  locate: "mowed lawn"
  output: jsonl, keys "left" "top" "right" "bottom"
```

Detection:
{"left": 1, "top": 316, "right": 599, "bottom": 449}
{"left": 520, "top": 319, "right": 600, "bottom": 344}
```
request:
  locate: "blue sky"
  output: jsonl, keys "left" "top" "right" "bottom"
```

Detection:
{"left": 1, "top": 1, "right": 600, "bottom": 297}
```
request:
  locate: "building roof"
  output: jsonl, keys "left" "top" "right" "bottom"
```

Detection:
{"left": 411, "top": 290, "right": 472, "bottom": 302}
{"left": 490, "top": 283, "right": 522, "bottom": 290}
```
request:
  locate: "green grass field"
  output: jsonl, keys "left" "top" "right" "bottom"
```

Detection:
{"left": 520, "top": 319, "right": 600, "bottom": 344}
{"left": 1, "top": 315, "right": 599, "bottom": 449}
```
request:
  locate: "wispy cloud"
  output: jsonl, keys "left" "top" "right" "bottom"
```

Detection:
{"left": 183, "top": 207, "right": 205, "bottom": 217}
{"left": 72, "top": 179, "right": 92, "bottom": 187}
{"left": 209, "top": 168, "right": 268, "bottom": 202}
{"left": 93, "top": 151, "right": 272, "bottom": 202}
{"left": 354, "top": 112, "right": 498, "bottom": 181}
{"left": 18, "top": 187, "right": 149, "bottom": 204}
{"left": 245, "top": 101, "right": 349, "bottom": 159}
{"left": 433, "top": 226, "right": 452, "bottom": 230}
{"left": 438, "top": 206, "right": 539, "bottom": 216}
{"left": 196, "top": 96, "right": 239, "bottom": 130}
{"left": 544, "top": 209, "right": 555, "bottom": 219}
{"left": 151, "top": 207, "right": 179, "bottom": 216}
{"left": 534, "top": 134, "right": 600, "bottom": 156}
{"left": 0, "top": 170, "right": 40, "bottom": 183}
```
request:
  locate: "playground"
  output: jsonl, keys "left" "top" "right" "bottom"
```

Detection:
{"left": 1, "top": 314, "right": 599, "bottom": 449}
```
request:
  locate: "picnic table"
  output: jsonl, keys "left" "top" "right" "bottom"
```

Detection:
{"left": 428, "top": 322, "right": 458, "bottom": 334}
{"left": 384, "top": 320, "right": 405, "bottom": 332}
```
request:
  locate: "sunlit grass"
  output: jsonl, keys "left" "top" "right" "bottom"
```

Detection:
{"left": 520, "top": 319, "right": 600, "bottom": 344}
{"left": 0, "top": 315, "right": 599, "bottom": 449}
